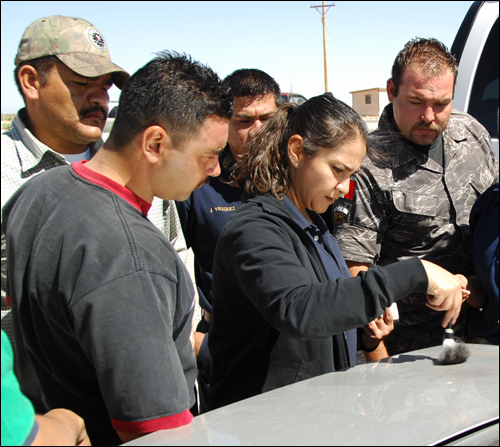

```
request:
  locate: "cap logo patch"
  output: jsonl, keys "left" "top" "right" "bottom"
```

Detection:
{"left": 87, "top": 27, "right": 107, "bottom": 52}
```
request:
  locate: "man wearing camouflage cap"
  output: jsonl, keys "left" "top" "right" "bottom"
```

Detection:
{"left": 1, "top": 15, "right": 130, "bottom": 411}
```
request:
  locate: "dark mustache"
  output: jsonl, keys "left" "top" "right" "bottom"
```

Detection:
{"left": 80, "top": 105, "right": 108, "bottom": 120}
{"left": 412, "top": 121, "right": 439, "bottom": 131}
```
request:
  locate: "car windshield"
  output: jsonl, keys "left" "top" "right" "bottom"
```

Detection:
{"left": 282, "top": 94, "right": 306, "bottom": 105}
{"left": 292, "top": 96, "right": 306, "bottom": 105}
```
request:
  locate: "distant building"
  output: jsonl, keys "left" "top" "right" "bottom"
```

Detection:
{"left": 350, "top": 87, "right": 389, "bottom": 116}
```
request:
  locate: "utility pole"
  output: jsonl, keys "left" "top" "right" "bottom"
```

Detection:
{"left": 311, "top": 2, "right": 335, "bottom": 92}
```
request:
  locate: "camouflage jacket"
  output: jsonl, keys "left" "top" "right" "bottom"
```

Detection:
{"left": 333, "top": 104, "right": 499, "bottom": 354}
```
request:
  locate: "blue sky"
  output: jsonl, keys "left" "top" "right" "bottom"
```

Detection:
{"left": 1, "top": 1, "right": 474, "bottom": 113}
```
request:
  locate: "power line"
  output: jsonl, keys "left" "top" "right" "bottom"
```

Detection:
{"left": 324, "top": 27, "right": 371, "bottom": 85}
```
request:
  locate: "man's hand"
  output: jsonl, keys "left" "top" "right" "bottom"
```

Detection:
{"left": 421, "top": 260, "right": 470, "bottom": 327}
{"left": 361, "top": 307, "right": 394, "bottom": 350}
{"left": 465, "top": 275, "right": 488, "bottom": 308}
{"left": 194, "top": 332, "right": 206, "bottom": 357}
{"left": 32, "top": 408, "right": 91, "bottom": 446}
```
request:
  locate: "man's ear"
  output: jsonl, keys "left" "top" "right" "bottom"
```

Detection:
{"left": 387, "top": 78, "right": 396, "bottom": 103}
{"left": 18, "top": 65, "right": 42, "bottom": 102}
{"left": 141, "top": 125, "right": 172, "bottom": 164}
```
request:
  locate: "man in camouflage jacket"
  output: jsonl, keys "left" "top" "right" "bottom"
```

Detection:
{"left": 333, "top": 38, "right": 498, "bottom": 356}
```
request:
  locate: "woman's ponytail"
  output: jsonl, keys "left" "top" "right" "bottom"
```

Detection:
{"left": 232, "top": 103, "right": 295, "bottom": 198}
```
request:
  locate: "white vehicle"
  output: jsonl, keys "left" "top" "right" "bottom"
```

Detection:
{"left": 451, "top": 0, "right": 499, "bottom": 157}
{"left": 124, "top": 344, "right": 499, "bottom": 446}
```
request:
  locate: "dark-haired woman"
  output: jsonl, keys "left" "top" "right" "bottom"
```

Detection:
{"left": 208, "top": 94, "right": 468, "bottom": 410}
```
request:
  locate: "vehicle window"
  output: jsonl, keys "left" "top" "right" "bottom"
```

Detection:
{"left": 468, "top": 18, "right": 499, "bottom": 138}
{"left": 108, "top": 106, "right": 118, "bottom": 118}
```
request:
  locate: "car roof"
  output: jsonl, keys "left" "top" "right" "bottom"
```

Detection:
{"left": 124, "top": 344, "right": 499, "bottom": 446}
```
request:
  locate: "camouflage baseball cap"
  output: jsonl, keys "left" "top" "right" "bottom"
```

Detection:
{"left": 15, "top": 15, "right": 130, "bottom": 89}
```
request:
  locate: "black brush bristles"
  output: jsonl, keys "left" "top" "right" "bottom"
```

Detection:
{"left": 439, "top": 341, "right": 471, "bottom": 364}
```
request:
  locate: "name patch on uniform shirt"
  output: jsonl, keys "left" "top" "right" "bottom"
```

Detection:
{"left": 210, "top": 206, "right": 236, "bottom": 213}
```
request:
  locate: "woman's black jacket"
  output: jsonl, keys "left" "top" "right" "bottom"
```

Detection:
{"left": 208, "top": 194, "right": 428, "bottom": 410}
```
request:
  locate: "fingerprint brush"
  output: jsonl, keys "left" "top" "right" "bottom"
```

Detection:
{"left": 439, "top": 322, "right": 471, "bottom": 365}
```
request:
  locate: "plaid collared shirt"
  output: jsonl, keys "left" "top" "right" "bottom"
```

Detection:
{"left": 2, "top": 109, "right": 97, "bottom": 302}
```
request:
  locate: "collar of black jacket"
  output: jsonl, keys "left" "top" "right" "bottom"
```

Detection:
{"left": 246, "top": 194, "right": 293, "bottom": 219}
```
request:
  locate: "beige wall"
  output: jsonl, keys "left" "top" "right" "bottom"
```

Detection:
{"left": 351, "top": 89, "right": 388, "bottom": 116}
{"left": 352, "top": 89, "right": 378, "bottom": 116}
